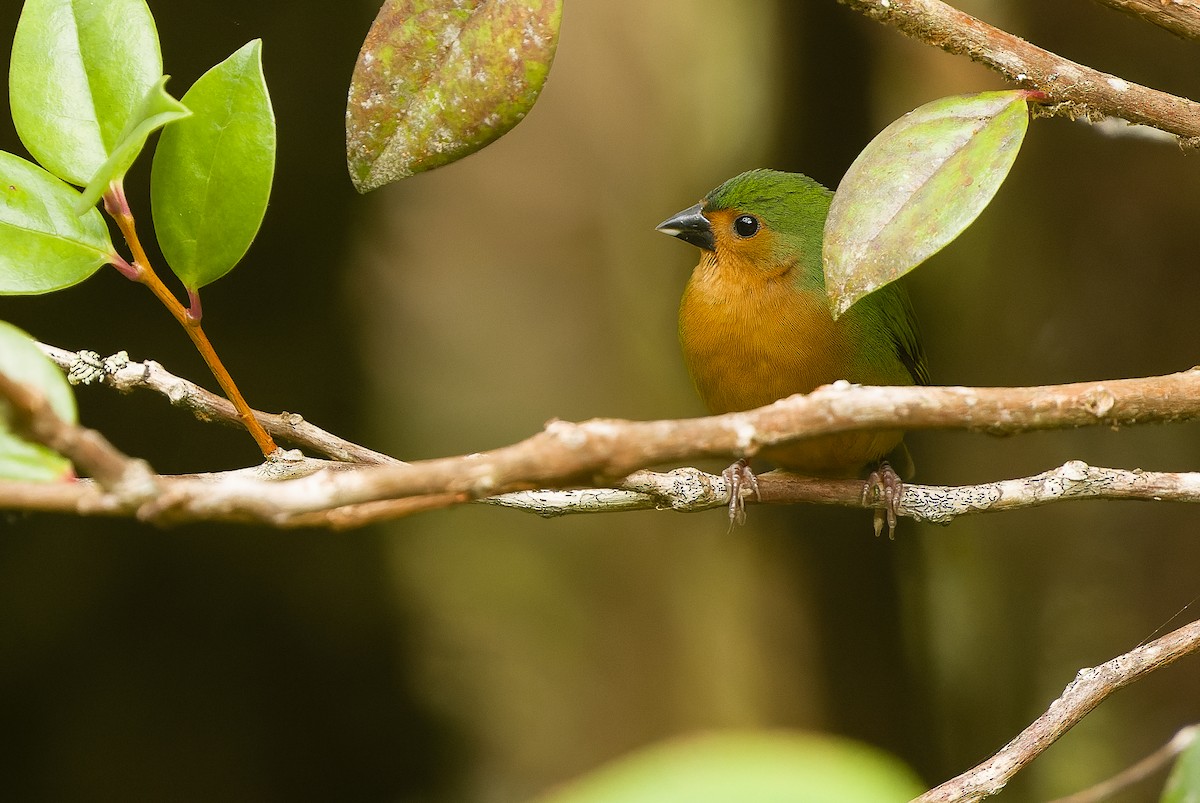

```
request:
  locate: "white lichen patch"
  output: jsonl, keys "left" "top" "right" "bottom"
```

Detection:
{"left": 1060, "top": 460, "right": 1090, "bottom": 482}
{"left": 731, "top": 416, "right": 757, "bottom": 452}
{"left": 1082, "top": 386, "right": 1116, "bottom": 418}
{"left": 545, "top": 419, "right": 590, "bottom": 448}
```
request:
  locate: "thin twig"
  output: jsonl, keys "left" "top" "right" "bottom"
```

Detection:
{"left": 1049, "top": 724, "right": 1199, "bottom": 803}
{"left": 37, "top": 344, "right": 399, "bottom": 466}
{"left": 838, "top": 0, "right": 1200, "bottom": 145}
{"left": 1090, "top": 0, "right": 1200, "bottom": 42}
{"left": 915, "top": 621, "right": 1200, "bottom": 802}
{"left": 102, "top": 184, "right": 279, "bottom": 457}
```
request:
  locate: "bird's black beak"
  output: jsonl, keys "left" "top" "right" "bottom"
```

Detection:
{"left": 656, "top": 202, "right": 715, "bottom": 251}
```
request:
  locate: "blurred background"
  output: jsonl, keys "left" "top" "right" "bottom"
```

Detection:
{"left": 3, "top": 0, "right": 1200, "bottom": 800}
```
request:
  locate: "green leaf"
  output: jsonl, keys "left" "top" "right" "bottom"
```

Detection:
{"left": 1162, "top": 728, "right": 1200, "bottom": 803}
{"left": 76, "top": 76, "right": 191, "bottom": 214}
{"left": 150, "top": 40, "right": 275, "bottom": 290}
{"left": 346, "top": 0, "right": 562, "bottom": 193}
{"left": 9, "top": 0, "right": 163, "bottom": 187}
{"left": 823, "top": 90, "right": 1031, "bottom": 318}
{"left": 0, "top": 151, "right": 117, "bottom": 294}
{"left": 531, "top": 731, "right": 924, "bottom": 803}
{"left": 0, "top": 320, "right": 77, "bottom": 482}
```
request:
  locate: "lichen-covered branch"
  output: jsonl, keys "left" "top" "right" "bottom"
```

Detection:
{"left": 915, "top": 619, "right": 1200, "bottom": 802}
{"left": 1090, "top": 0, "right": 1200, "bottom": 42}
{"left": 7, "top": 459, "right": 1200, "bottom": 530}
{"left": 483, "top": 462, "right": 1200, "bottom": 523}
{"left": 838, "top": 0, "right": 1200, "bottom": 145}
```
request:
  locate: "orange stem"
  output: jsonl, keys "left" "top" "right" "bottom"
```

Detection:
{"left": 104, "top": 185, "right": 278, "bottom": 458}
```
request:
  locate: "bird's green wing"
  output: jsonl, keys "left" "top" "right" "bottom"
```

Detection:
{"left": 879, "top": 283, "right": 929, "bottom": 387}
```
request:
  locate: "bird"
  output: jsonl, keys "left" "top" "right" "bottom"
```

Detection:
{"left": 656, "top": 168, "right": 928, "bottom": 534}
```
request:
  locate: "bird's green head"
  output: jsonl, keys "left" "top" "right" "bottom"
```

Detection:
{"left": 657, "top": 169, "right": 832, "bottom": 282}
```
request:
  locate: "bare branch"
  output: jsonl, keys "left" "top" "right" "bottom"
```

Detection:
{"left": 0, "top": 370, "right": 157, "bottom": 500}
{"left": 916, "top": 620, "right": 1200, "bottom": 802}
{"left": 0, "top": 456, "right": 430, "bottom": 527}
{"left": 1090, "top": 0, "right": 1200, "bottom": 42}
{"left": 279, "top": 493, "right": 472, "bottom": 529}
{"left": 0, "top": 477, "right": 117, "bottom": 517}
{"left": 838, "top": 0, "right": 1200, "bottom": 145}
{"left": 37, "top": 344, "right": 399, "bottom": 466}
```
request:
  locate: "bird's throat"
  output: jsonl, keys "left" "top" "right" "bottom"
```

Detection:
{"left": 679, "top": 256, "right": 840, "bottom": 415}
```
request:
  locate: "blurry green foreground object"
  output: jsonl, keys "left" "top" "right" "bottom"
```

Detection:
{"left": 531, "top": 729, "right": 925, "bottom": 803}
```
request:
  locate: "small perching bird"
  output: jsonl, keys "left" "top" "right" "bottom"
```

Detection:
{"left": 657, "top": 169, "right": 928, "bottom": 534}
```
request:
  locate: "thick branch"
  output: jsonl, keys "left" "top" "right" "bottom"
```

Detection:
{"left": 916, "top": 619, "right": 1200, "bottom": 802}
{"left": 839, "top": 0, "right": 1200, "bottom": 145}
{"left": 1090, "top": 0, "right": 1200, "bottom": 42}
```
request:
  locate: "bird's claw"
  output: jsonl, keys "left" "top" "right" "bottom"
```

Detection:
{"left": 723, "top": 458, "right": 760, "bottom": 528}
{"left": 863, "top": 461, "right": 903, "bottom": 539}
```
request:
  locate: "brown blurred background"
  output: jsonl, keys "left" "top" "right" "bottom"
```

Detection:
{"left": 3, "top": 1, "right": 1200, "bottom": 800}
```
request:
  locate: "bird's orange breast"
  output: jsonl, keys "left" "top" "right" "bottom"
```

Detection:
{"left": 679, "top": 252, "right": 906, "bottom": 477}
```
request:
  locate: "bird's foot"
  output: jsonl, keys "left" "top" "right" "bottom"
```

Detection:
{"left": 863, "top": 461, "right": 903, "bottom": 539}
{"left": 722, "top": 458, "right": 760, "bottom": 528}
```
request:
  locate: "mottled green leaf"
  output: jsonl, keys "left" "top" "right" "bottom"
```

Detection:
{"left": 0, "top": 151, "right": 117, "bottom": 294}
{"left": 1162, "top": 728, "right": 1200, "bottom": 803}
{"left": 9, "top": 0, "right": 162, "bottom": 186}
{"left": 150, "top": 40, "right": 275, "bottom": 290}
{"left": 76, "top": 76, "right": 191, "bottom": 214}
{"left": 532, "top": 731, "right": 924, "bottom": 803}
{"left": 824, "top": 90, "right": 1031, "bottom": 318}
{"left": 0, "top": 320, "right": 77, "bottom": 481}
{"left": 346, "top": 0, "right": 562, "bottom": 193}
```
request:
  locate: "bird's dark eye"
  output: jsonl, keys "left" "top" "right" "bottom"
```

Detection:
{"left": 733, "top": 214, "right": 759, "bottom": 238}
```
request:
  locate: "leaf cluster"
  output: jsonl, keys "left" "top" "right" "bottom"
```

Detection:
{"left": 0, "top": 0, "right": 275, "bottom": 478}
